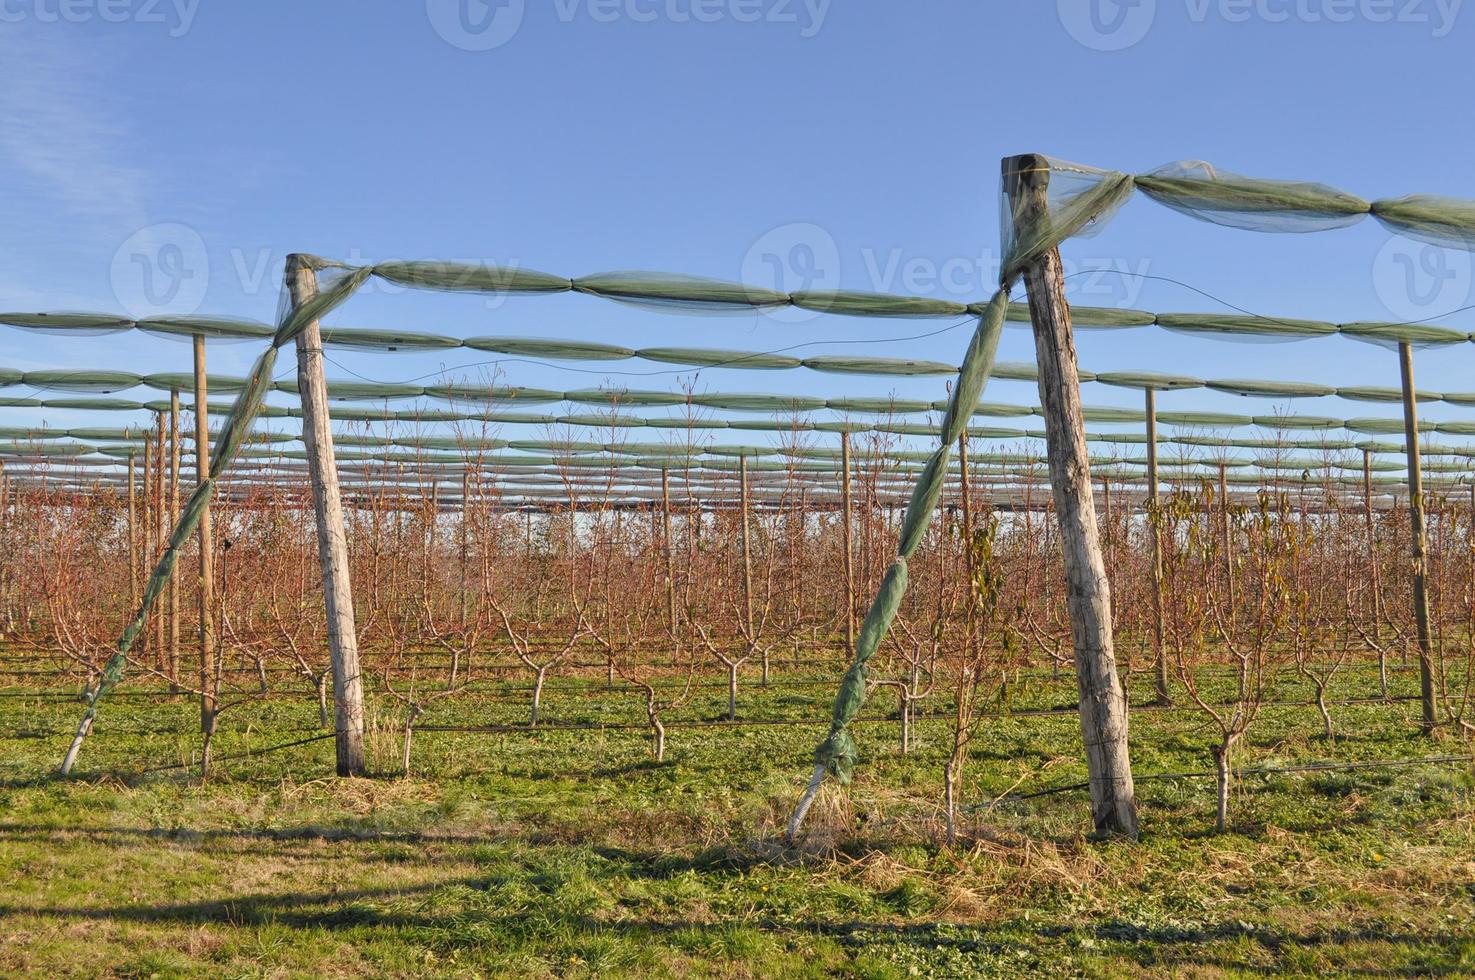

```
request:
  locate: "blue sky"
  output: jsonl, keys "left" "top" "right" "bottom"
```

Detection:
{"left": 3, "top": 1, "right": 1474, "bottom": 448}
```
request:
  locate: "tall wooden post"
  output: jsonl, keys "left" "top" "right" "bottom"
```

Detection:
{"left": 661, "top": 467, "right": 677, "bottom": 639}
{"left": 127, "top": 449, "right": 139, "bottom": 609}
{"left": 286, "top": 254, "right": 367, "bottom": 776}
{"left": 193, "top": 337, "right": 219, "bottom": 774}
{"left": 168, "top": 388, "right": 181, "bottom": 688}
{"left": 1398, "top": 342, "right": 1437, "bottom": 733}
{"left": 153, "top": 414, "right": 166, "bottom": 667}
{"left": 739, "top": 455, "right": 759, "bottom": 684}
{"left": 1145, "top": 387, "right": 1169, "bottom": 703}
{"left": 1363, "top": 448, "right": 1387, "bottom": 697}
{"left": 840, "top": 431, "right": 856, "bottom": 656}
{"left": 141, "top": 436, "right": 153, "bottom": 666}
{"left": 1004, "top": 153, "right": 1138, "bottom": 837}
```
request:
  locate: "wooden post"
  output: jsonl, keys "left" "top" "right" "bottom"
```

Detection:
{"left": 1363, "top": 448, "right": 1387, "bottom": 697}
{"left": 1397, "top": 341, "right": 1437, "bottom": 733}
{"left": 1004, "top": 153, "right": 1138, "bottom": 837}
{"left": 840, "top": 431, "right": 856, "bottom": 656}
{"left": 739, "top": 454, "right": 759, "bottom": 685}
{"left": 169, "top": 388, "right": 181, "bottom": 688}
{"left": 661, "top": 467, "right": 677, "bottom": 640}
{"left": 192, "top": 337, "right": 219, "bottom": 774}
{"left": 1145, "top": 387, "right": 1169, "bottom": 703}
{"left": 127, "top": 449, "right": 139, "bottom": 609}
{"left": 286, "top": 254, "right": 367, "bottom": 776}
{"left": 153, "top": 414, "right": 166, "bottom": 667}
{"left": 142, "top": 427, "right": 154, "bottom": 665}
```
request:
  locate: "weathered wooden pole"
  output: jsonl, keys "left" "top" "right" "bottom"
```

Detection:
{"left": 1363, "top": 448, "right": 1387, "bottom": 697}
{"left": 661, "top": 467, "right": 678, "bottom": 640}
{"left": 1145, "top": 386, "right": 1169, "bottom": 703}
{"left": 286, "top": 254, "right": 367, "bottom": 776}
{"left": 126, "top": 449, "right": 139, "bottom": 609}
{"left": 152, "top": 414, "right": 166, "bottom": 667}
{"left": 192, "top": 336, "right": 219, "bottom": 775}
{"left": 1004, "top": 153, "right": 1138, "bottom": 836}
{"left": 739, "top": 454, "right": 759, "bottom": 684}
{"left": 168, "top": 387, "right": 181, "bottom": 688}
{"left": 840, "top": 431, "right": 856, "bottom": 655}
{"left": 1397, "top": 341, "right": 1437, "bottom": 733}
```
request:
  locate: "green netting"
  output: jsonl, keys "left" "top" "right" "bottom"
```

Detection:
{"left": 370, "top": 260, "right": 572, "bottom": 295}
{"left": 1155, "top": 313, "right": 1338, "bottom": 341}
{"left": 800, "top": 355, "right": 956, "bottom": 377}
{"left": 1081, "top": 406, "right": 1144, "bottom": 423}
{"left": 572, "top": 272, "right": 788, "bottom": 313}
{"left": 1368, "top": 195, "right": 1475, "bottom": 250}
{"left": 144, "top": 373, "right": 250, "bottom": 394}
{"left": 1005, "top": 301, "right": 1154, "bottom": 329}
{"left": 789, "top": 289, "right": 968, "bottom": 319}
{"left": 1132, "top": 162, "right": 1370, "bottom": 232}
{"left": 1207, "top": 379, "right": 1337, "bottom": 398}
{"left": 1096, "top": 371, "right": 1205, "bottom": 391}
{"left": 1252, "top": 415, "right": 1344, "bottom": 430}
{"left": 1000, "top": 157, "right": 1136, "bottom": 281}
{"left": 424, "top": 384, "right": 563, "bottom": 404}
{"left": 825, "top": 396, "right": 935, "bottom": 415}
{"left": 558, "top": 414, "right": 650, "bottom": 428}
{"left": 321, "top": 327, "right": 463, "bottom": 352}
{"left": 1336, "top": 385, "right": 1441, "bottom": 403}
{"left": 137, "top": 315, "right": 274, "bottom": 341}
{"left": 637, "top": 347, "right": 801, "bottom": 370}
{"left": 682, "top": 393, "right": 817, "bottom": 412}
{"left": 0, "top": 312, "right": 133, "bottom": 333}
{"left": 464, "top": 336, "right": 636, "bottom": 360}
{"left": 274, "top": 379, "right": 425, "bottom": 401}
{"left": 1337, "top": 321, "right": 1471, "bottom": 349}
{"left": 21, "top": 370, "right": 142, "bottom": 393}
{"left": 46, "top": 397, "right": 146, "bottom": 411}
{"left": 1157, "top": 411, "right": 1254, "bottom": 428}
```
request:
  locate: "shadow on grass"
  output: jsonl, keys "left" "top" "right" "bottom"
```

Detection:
{"left": 0, "top": 875, "right": 1467, "bottom": 976}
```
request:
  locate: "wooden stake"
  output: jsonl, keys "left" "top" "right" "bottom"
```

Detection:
{"left": 1004, "top": 153, "right": 1138, "bottom": 837}
{"left": 193, "top": 337, "right": 219, "bottom": 774}
{"left": 840, "top": 431, "right": 856, "bottom": 656}
{"left": 1146, "top": 387, "right": 1169, "bottom": 703}
{"left": 286, "top": 254, "right": 367, "bottom": 777}
{"left": 1398, "top": 341, "right": 1437, "bottom": 733}
{"left": 127, "top": 450, "right": 138, "bottom": 609}
{"left": 169, "top": 388, "right": 181, "bottom": 688}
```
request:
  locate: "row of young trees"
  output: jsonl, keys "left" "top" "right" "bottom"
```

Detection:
{"left": 1, "top": 418, "right": 1472, "bottom": 832}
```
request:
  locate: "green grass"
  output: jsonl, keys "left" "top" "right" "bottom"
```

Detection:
{"left": 0, "top": 660, "right": 1472, "bottom": 977}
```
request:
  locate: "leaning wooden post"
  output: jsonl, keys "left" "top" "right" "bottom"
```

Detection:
{"left": 661, "top": 466, "right": 677, "bottom": 641}
{"left": 152, "top": 414, "right": 166, "bottom": 666}
{"left": 168, "top": 388, "right": 181, "bottom": 688}
{"left": 1145, "top": 386, "right": 1169, "bottom": 704}
{"left": 192, "top": 336, "right": 219, "bottom": 775}
{"left": 286, "top": 254, "right": 368, "bottom": 776}
{"left": 1363, "top": 448, "right": 1387, "bottom": 697}
{"left": 739, "top": 454, "right": 759, "bottom": 685}
{"left": 840, "top": 431, "right": 856, "bottom": 656}
{"left": 1004, "top": 153, "right": 1138, "bottom": 836}
{"left": 1397, "top": 341, "right": 1437, "bottom": 733}
{"left": 126, "top": 448, "right": 139, "bottom": 609}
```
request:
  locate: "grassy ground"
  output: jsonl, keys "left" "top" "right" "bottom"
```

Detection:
{"left": 0, "top": 659, "right": 1472, "bottom": 978}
